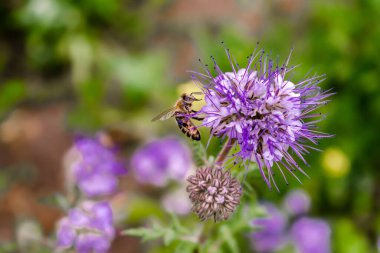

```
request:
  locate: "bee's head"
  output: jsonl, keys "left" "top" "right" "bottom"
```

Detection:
{"left": 182, "top": 92, "right": 202, "bottom": 104}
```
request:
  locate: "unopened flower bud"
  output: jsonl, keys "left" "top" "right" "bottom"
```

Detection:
{"left": 186, "top": 167, "right": 242, "bottom": 222}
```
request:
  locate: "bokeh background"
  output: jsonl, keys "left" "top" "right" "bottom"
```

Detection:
{"left": 0, "top": 0, "right": 380, "bottom": 252}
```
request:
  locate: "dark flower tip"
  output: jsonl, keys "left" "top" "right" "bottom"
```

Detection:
{"left": 186, "top": 167, "right": 242, "bottom": 222}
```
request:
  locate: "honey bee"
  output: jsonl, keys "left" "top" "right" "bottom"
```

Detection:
{"left": 152, "top": 92, "right": 204, "bottom": 141}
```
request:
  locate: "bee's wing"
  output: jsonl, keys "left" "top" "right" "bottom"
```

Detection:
{"left": 151, "top": 107, "right": 177, "bottom": 122}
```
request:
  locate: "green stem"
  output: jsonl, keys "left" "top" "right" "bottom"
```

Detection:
{"left": 215, "top": 138, "right": 236, "bottom": 167}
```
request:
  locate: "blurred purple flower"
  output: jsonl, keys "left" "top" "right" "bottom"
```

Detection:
{"left": 251, "top": 204, "right": 287, "bottom": 252}
{"left": 131, "top": 137, "right": 192, "bottom": 186}
{"left": 72, "top": 136, "right": 126, "bottom": 197}
{"left": 291, "top": 217, "right": 331, "bottom": 253}
{"left": 56, "top": 201, "right": 115, "bottom": 253}
{"left": 284, "top": 190, "right": 311, "bottom": 216}
{"left": 161, "top": 187, "right": 192, "bottom": 215}
{"left": 192, "top": 47, "right": 332, "bottom": 189}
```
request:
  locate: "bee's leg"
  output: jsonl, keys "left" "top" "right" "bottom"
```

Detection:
{"left": 191, "top": 110, "right": 204, "bottom": 121}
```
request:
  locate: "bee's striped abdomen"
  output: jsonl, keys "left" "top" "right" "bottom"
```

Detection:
{"left": 176, "top": 117, "right": 201, "bottom": 141}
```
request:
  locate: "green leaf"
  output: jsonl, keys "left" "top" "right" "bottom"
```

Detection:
{"left": 174, "top": 241, "right": 198, "bottom": 253}
{"left": 37, "top": 192, "right": 70, "bottom": 211}
{"left": 122, "top": 214, "right": 202, "bottom": 249}
{"left": 122, "top": 227, "right": 165, "bottom": 242}
{"left": 219, "top": 225, "right": 239, "bottom": 253}
{"left": 169, "top": 212, "right": 190, "bottom": 234}
{"left": 163, "top": 229, "right": 176, "bottom": 245}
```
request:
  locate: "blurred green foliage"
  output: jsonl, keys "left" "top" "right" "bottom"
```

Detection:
{"left": 1, "top": 0, "right": 380, "bottom": 252}
{"left": 0, "top": 80, "right": 25, "bottom": 115}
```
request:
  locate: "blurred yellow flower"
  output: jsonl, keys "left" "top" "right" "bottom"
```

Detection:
{"left": 177, "top": 81, "right": 205, "bottom": 111}
{"left": 322, "top": 147, "right": 351, "bottom": 178}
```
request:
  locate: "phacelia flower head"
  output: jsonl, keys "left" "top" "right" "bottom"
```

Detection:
{"left": 72, "top": 136, "right": 127, "bottom": 197}
{"left": 192, "top": 45, "right": 332, "bottom": 189}
{"left": 186, "top": 167, "right": 242, "bottom": 221}
{"left": 251, "top": 203, "right": 287, "bottom": 253}
{"left": 131, "top": 137, "right": 192, "bottom": 186}
{"left": 290, "top": 217, "right": 331, "bottom": 253}
{"left": 56, "top": 201, "right": 115, "bottom": 253}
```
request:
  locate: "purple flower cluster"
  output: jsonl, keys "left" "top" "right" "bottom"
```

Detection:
{"left": 56, "top": 201, "right": 115, "bottom": 253}
{"left": 291, "top": 218, "right": 331, "bottom": 253}
{"left": 251, "top": 204, "right": 287, "bottom": 252}
{"left": 72, "top": 136, "right": 127, "bottom": 197}
{"left": 284, "top": 189, "right": 311, "bottom": 216}
{"left": 57, "top": 135, "right": 126, "bottom": 253}
{"left": 193, "top": 48, "right": 332, "bottom": 189}
{"left": 131, "top": 137, "right": 192, "bottom": 186}
{"left": 251, "top": 189, "right": 331, "bottom": 253}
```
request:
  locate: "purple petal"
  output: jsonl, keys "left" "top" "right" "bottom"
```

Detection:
{"left": 251, "top": 204, "right": 287, "bottom": 252}
{"left": 291, "top": 217, "right": 331, "bottom": 253}
{"left": 284, "top": 190, "right": 311, "bottom": 216}
{"left": 76, "top": 233, "right": 110, "bottom": 253}
{"left": 131, "top": 137, "right": 192, "bottom": 186}
{"left": 71, "top": 135, "right": 127, "bottom": 197}
{"left": 56, "top": 218, "right": 75, "bottom": 248}
{"left": 55, "top": 201, "right": 115, "bottom": 253}
{"left": 77, "top": 173, "right": 118, "bottom": 197}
